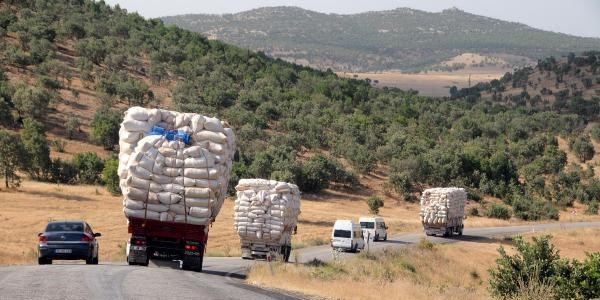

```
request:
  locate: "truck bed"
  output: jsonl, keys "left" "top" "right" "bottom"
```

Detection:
{"left": 128, "top": 217, "right": 207, "bottom": 242}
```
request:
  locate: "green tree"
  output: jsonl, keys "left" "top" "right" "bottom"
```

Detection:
{"left": 90, "top": 107, "right": 121, "bottom": 150}
{"left": 367, "top": 195, "right": 384, "bottom": 215}
{"left": 489, "top": 235, "right": 562, "bottom": 299}
{"left": 0, "top": 130, "right": 27, "bottom": 188}
{"left": 102, "top": 158, "right": 120, "bottom": 194}
{"left": 72, "top": 152, "right": 104, "bottom": 184}
{"left": 65, "top": 116, "right": 80, "bottom": 139}
{"left": 12, "top": 84, "right": 52, "bottom": 119}
{"left": 570, "top": 135, "right": 595, "bottom": 162}
{"left": 75, "top": 37, "right": 107, "bottom": 65}
{"left": 21, "top": 118, "right": 50, "bottom": 180}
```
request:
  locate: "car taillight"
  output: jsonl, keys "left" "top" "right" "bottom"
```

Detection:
{"left": 39, "top": 235, "right": 47, "bottom": 244}
{"left": 81, "top": 235, "right": 92, "bottom": 242}
{"left": 134, "top": 239, "right": 146, "bottom": 245}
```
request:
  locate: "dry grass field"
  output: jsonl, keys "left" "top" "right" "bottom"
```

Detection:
{"left": 1, "top": 179, "right": 599, "bottom": 265}
{"left": 338, "top": 53, "right": 527, "bottom": 97}
{"left": 247, "top": 227, "right": 600, "bottom": 300}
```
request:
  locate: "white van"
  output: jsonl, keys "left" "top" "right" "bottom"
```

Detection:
{"left": 331, "top": 220, "right": 365, "bottom": 252}
{"left": 359, "top": 217, "right": 388, "bottom": 241}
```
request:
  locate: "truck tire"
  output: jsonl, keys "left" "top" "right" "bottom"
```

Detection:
{"left": 383, "top": 234, "right": 387, "bottom": 241}
{"left": 182, "top": 255, "right": 203, "bottom": 272}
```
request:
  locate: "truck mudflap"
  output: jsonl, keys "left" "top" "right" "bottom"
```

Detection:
{"left": 127, "top": 236, "right": 149, "bottom": 266}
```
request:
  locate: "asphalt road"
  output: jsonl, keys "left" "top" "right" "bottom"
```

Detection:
{"left": 1, "top": 221, "right": 599, "bottom": 300}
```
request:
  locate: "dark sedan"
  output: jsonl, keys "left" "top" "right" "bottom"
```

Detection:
{"left": 38, "top": 221, "right": 101, "bottom": 265}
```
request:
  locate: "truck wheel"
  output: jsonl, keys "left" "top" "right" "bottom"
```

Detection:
{"left": 182, "top": 255, "right": 203, "bottom": 272}
{"left": 284, "top": 246, "right": 291, "bottom": 262}
{"left": 383, "top": 234, "right": 387, "bottom": 241}
{"left": 442, "top": 229, "right": 450, "bottom": 237}
{"left": 127, "top": 255, "right": 136, "bottom": 266}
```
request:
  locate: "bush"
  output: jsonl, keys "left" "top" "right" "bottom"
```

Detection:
{"left": 489, "top": 235, "right": 562, "bottom": 299}
{"left": 102, "top": 158, "right": 120, "bottom": 195}
{"left": 486, "top": 203, "right": 511, "bottom": 220}
{"left": 511, "top": 195, "right": 560, "bottom": 221}
{"left": 569, "top": 135, "right": 595, "bottom": 162}
{"left": 586, "top": 201, "right": 599, "bottom": 215}
{"left": 12, "top": 85, "right": 52, "bottom": 119}
{"left": 50, "top": 139, "right": 66, "bottom": 152}
{"left": 468, "top": 207, "right": 479, "bottom": 216}
{"left": 90, "top": 107, "right": 121, "bottom": 150}
{"left": 591, "top": 124, "right": 600, "bottom": 142}
{"left": 65, "top": 116, "right": 80, "bottom": 139}
{"left": 21, "top": 118, "right": 50, "bottom": 180}
{"left": 72, "top": 152, "right": 104, "bottom": 184}
{"left": 367, "top": 195, "right": 384, "bottom": 215}
{"left": 489, "top": 236, "right": 600, "bottom": 300}
{"left": 48, "top": 158, "right": 78, "bottom": 184}
{"left": 296, "top": 155, "right": 357, "bottom": 193}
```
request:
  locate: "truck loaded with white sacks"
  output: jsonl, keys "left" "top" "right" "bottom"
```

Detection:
{"left": 234, "top": 179, "right": 301, "bottom": 262}
{"left": 419, "top": 187, "right": 466, "bottom": 237}
{"left": 118, "top": 107, "right": 235, "bottom": 271}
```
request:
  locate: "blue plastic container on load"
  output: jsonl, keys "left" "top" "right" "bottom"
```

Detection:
{"left": 149, "top": 125, "right": 190, "bottom": 145}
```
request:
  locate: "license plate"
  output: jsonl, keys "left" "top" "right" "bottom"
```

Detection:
{"left": 131, "top": 246, "right": 146, "bottom": 251}
{"left": 55, "top": 249, "right": 72, "bottom": 254}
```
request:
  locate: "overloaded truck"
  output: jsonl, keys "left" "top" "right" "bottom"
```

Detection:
{"left": 234, "top": 179, "right": 301, "bottom": 262}
{"left": 118, "top": 107, "right": 236, "bottom": 271}
{"left": 419, "top": 187, "right": 466, "bottom": 237}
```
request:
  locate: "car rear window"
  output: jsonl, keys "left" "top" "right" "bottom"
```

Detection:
{"left": 333, "top": 229, "right": 351, "bottom": 238}
{"left": 360, "top": 222, "right": 375, "bottom": 229}
{"left": 46, "top": 222, "right": 84, "bottom": 232}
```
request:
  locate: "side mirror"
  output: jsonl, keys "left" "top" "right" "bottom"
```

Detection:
{"left": 94, "top": 232, "right": 102, "bottom": 237}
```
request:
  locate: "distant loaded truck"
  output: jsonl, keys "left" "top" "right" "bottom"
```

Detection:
{"left": 234, "top": 179, "right": 301, "bottom": 262}
{"left": 118, "top": 107, "right": 236, "bottom": 271}
{"left": 419, "top": 188, "right": 466, "bottom": 237}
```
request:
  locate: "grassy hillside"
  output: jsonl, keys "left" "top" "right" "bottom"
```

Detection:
{"left": 162, "top": 6, "right": 600, "bottom": 72}
{"left": 0, "top": 1, "right": 600, "bottom": 222}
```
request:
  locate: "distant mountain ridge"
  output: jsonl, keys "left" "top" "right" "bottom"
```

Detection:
{"left": 162, "top": 6, "right": 600, "bottom": 72}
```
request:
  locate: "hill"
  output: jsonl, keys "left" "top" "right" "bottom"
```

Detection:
{"left": 162, "top": 6, "right": 600, "bottom": 72}
{"left": 1, "top": 1, "right": 600, "bottom": 223}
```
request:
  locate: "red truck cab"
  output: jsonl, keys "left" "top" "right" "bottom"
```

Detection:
{"left": 126, "top": 217, "right": 207, "bottom": 271}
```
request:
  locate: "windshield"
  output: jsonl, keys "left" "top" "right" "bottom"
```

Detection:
{"left": 46, "top": 222, "right": 84, "bottom": 232}
{"left": 360, "top": 222, "right": 375, "bottom": 229}
{"left": 333, "top": 229, "right": 351, "bottom": 238}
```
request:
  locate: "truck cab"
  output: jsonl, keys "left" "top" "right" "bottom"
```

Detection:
{"left": 331, "top": 220, "right": 365, "bottom": 252}
{"left": 359, "top": 216, "right": 388, "bottom": 241}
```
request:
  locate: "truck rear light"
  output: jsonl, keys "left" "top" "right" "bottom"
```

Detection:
{"left": 134, "top": 239, "right": 146, "bottom": 245}
{"left": 81, "top": 235, "right": 92, "bottom": 242}
{"left": 185, "top": 245, "right": 191, "bottom": 250}
{"left": 38, "top": 234, "right": 47, "bottom": 244}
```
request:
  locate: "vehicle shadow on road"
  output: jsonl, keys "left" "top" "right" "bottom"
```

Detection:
{"left": 201, "top": 269, "right": 246, "bottom": 280}
{"left": 149, "top": 259, "right": 247, "bottom": 279}
{"left": 451, "top": 235, "right": 513, "bottom": 245}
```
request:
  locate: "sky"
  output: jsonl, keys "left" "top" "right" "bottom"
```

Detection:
{"left": 104, "top": 0, "right": 600, "bottom": 38}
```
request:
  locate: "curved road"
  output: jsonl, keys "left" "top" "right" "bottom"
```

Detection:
{"left": 1, "top": 221, "right": 600, "bottom": 300}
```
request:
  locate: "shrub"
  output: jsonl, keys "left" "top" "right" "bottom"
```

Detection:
{"left": 569, "top": 135, "right": 595, "bottom": 162}
{"left": 48, "top": 158, "right": 78, "bottom": 184}
{"left": 72, "top": 152, "right": 104, "bottom": 184}
{"left": 586, "top": 201, "right": 599, "bottom": 215}
{"left": 511, "top": 195, "right": 559, "bottom": 221}
{"left": 51, "top": 139, "right": 66, "bottom": 153}
{"left": 367, "top": 195, "right": 384, "bottom": 215}
{"left": 591, "top": 124, "right": 600, "bottom": 142}
{"left": 65, "top": 116, "right": 80, "bottom": 139}
{"left": 102, "top": 158, "right": 120, "bottom": 195}
{"left": 417, "top": 238, "right": 435, "bottom": 250}
{"left": 486, "top": 203, "right": 511, "bottom": 220}
{"left": 90, "top": 107, "right": 121, "bottom": 150}
{"left": 488, "top": 235, "right": 561, "bottom": 298}
{"left": 12, "top": 84, "right": 52, "bottom": 119}
{"left": 468, "top": 207, "right": 480, "bottom": 216}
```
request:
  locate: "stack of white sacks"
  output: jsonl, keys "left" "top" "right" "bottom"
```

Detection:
{"left": 118, "top": 106, "right": 236, "bottom": 226}
{"left": 234, "top": 179, "right": 301, "bottom": 245}
{"left": 419, "top": 187, "right": 466, "bottom": 225}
